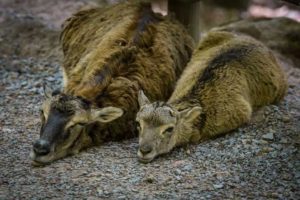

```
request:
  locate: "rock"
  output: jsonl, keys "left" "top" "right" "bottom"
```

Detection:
{"left": 186, "top": 149, "right": 191, "bottom": 154}
{"left": 270, "top": 144, "right": 282, "bottom": 150}
{"left": 129, "top": 177, "right": 140, "bottom": 184}
{"left": 259, "top": 140, "right": 269, "bottom": 145}
{"left": 182, "top": 164, "right": 193, "bottom": 172}
{"left": 279, "top": 138, "right": 288, "bottom": 144}
{"left": 262, "top": 132, "right": 274, "bottom": 141}
{"left": 112, "top": 187, "right": 123, "bottom": 193}
{"left": 213, "top": 183, "right": 224, "bottom": 189}
{"left": 265, "top": 179, "right": 271, "bottom": 183}
{"left": 175, "top": 169, "right": 182, "bottom": 175}
{"left": 46, "top": 76, "right": 56, "bottom": 82}
{"left": 97, "top": 189, "right": 104, "bottom": 196}
{"left": 21, "top": 81, "right": 28, "bottom": 86}
{"left": 281, "top": 115, "right": 290, "bottom": 123}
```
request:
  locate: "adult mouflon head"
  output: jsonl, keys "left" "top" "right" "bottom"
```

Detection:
{"left": 135, "top": 90, "right": 201, "bottom": 163}
{"left": 30, "top": 85, "right": 123, "bottom": 166}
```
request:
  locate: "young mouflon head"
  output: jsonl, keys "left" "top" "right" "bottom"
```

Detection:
{"left": 136, "top": 90, "right": 201, "bottom": 163}
{"left": 30, "top": 85, "right": 123, "bottom": 166}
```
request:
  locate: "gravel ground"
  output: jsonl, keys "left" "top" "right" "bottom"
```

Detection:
{"left": 0, "top": 1, "right": 299, "bottom": 199}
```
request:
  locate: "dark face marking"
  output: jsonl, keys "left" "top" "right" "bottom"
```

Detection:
{"left": 39, "top": 94, "right": 90, "bottom": 149}
{"left": 31, "top": 93, "right": 92, "bottom": 164}
{"left": 40, "top": 108, "right": 72, "bottom": 146}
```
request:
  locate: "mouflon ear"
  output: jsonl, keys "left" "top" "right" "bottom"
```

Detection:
{"left": 43, "top": 83, "right": 53, "bottom": 99}
{"left": 179, "top": 107, "right": 202, "bottom": 123}
{"left": 43, "top": 83, "right": 61, "bottom": 98}
{"left": 90, "top": 107, "right": 124, "bottom": 123}
{"left": 138, "top": 90, "right": 151, "bottom": 107}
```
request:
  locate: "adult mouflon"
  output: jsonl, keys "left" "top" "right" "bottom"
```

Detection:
{"left": 30, "top": 1, "right": 194, "bottom": 165}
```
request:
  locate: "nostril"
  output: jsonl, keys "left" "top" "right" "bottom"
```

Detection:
{"left": 33, "top": 140, "right": 50, "bottom": 155}
{"left": 139, "top": 145, "right": 153, "bottom": 155}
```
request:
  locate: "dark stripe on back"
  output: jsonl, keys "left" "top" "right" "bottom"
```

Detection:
{"left": 93, "top": 64, "right": 112, "bottom": 86}
{"left": 88, "top": 4, "right": 162, "bottom": 98}
{"left": 94, "top": 49, "right": 137, "bottom": 103}
{"left": 198, "top": 45, "right": 254, "bottom": 84}
{"left": 86, "top": 4, "right": 162, "bottom": 102}
{"left": 180, "top": 44, "right": 255, "bottom": 130}
{"left": 93, "top": 49, "right": 136, "bottom": 86}
{"left": 132, "top": 3, "right": 162, "bottom": 47}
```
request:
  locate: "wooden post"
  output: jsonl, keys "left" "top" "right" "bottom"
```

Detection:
{"left": 170, "top": 1, "right": 201, "bottom": 42}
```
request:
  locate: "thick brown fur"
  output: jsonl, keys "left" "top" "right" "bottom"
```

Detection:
{"left": 60, "top": 1, "right": 194, "bottom": 141}
{"left": 170, "top": 31, "right": 287, "bottom": 141}
{"left": 136, "top": 31, "right": 287, "bottom": 163}
{"left": 31, "top": 1, "right": 194, "bottom": 165}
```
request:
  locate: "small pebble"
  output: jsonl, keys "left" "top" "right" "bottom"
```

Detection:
{"left": 262, "top": 132, "right": 274, "bottom": 141}
{"left": 213, "top": 183, "right": 224, "bottom": 189}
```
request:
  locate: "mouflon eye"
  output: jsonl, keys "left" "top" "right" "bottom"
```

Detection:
{"left": 39, "top": 109, "right": 46, "bottom": 134}
{"left": 76, "top": 123, "right": 85, "bottom": 127}
{"left": 169, "top": 110, "right": 175, "bottom": 117}
{"left": 116, "top": 39, "right": 127, "bottom": 47}
{"left": 163, "top": 127, "right": 174, "bottom": 134}
{"left": 40, "top": 109, "right": 45, "bottom": 121}
{"left": 135, "top": 121, "right": 141, "bottom": 131}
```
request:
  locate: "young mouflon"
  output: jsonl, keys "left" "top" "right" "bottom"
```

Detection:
{"left": 136, "top": 31, "right": 287, "bottom": 163}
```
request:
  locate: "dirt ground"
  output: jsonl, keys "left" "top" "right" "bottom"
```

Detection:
{"left": 0, "top": 0, "right": 299, "bottom": 199}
